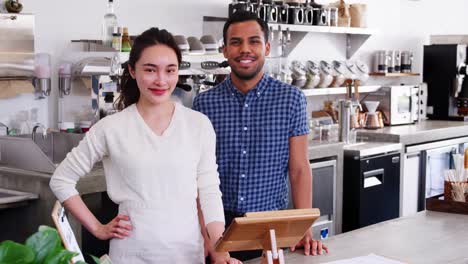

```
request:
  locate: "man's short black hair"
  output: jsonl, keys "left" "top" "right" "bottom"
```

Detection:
{"left": 223, "top": 11, "right": 270, "bottom": 46}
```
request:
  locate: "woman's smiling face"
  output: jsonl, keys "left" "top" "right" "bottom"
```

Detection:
{"left": 129, "top": 44, "right": 179, "bottom": 105}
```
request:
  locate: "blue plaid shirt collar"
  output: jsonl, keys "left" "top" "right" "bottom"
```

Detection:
{"left": 224, "top": 73, "right": 270, "bottom": 99}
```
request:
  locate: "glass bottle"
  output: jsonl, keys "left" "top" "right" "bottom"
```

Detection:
{"left": 111, "top": 26, "right": 122, "bottom": 51}
{"left": 121, "top": 27, "right": 132, "bottom": 52}
{"left": 102, "top": 0, "right": 118, "bottom": 47}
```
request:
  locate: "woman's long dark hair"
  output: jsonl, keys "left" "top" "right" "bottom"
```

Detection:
{"left": 115, "top": 27, "right": 182, "bottom": 110}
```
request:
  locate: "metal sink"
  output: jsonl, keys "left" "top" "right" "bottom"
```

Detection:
{"left": 0, "top": 188, "right": 38, "bottom": 210}
{"left": 0, "top": 132, "right": 84, "bottom": 173}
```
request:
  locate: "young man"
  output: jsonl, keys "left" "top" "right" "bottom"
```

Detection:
{"left": 193, "top": 11, "right": 328, "bottom": 261}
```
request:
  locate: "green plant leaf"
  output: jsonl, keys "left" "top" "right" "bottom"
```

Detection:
{"left": 75, "top": 261, "right": 88, "bottom": 264}
{"left": 25, "top": 226, "right": 62, "bottom": 263}
{"left": 43, "top": 249, "right": 78, "bottom": 264}
{"left": 0, "top": 240, "right": 34, "bottom": 264}
{"left": 91, "top": 255, "right": 101, "bottom": 264}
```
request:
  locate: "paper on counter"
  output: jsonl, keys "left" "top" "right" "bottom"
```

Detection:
{"left": 323, "top": 254, "right": 407, "bottom": 264}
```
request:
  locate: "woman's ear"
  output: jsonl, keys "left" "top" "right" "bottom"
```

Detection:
{"left": 128, "top": 64, "right": 136, "bottom": 79}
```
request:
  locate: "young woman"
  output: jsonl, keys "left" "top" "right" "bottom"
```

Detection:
{"left": 50, "top": 28, "right": 233, "bottom": 263}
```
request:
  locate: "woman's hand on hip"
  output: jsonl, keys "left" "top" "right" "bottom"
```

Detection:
{"left": 93, "top": 214, "right": 132, "bottom": 240}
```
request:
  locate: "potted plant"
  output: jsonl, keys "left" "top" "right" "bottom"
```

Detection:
{"left": 0, "top": 226, "right": 101, "bottom": 264}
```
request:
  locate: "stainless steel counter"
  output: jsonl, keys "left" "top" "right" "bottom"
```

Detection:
{"left": 357, "top": 120, "right": 468, "bottom": 145}
{"left": 246, "top": 211, "right": 468, "bottom": 264}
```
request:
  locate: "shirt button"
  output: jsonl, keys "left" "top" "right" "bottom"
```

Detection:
{"left": 231, "top": 93, "right": 234, "bottom": 96}
{"left": 243, "top": 126, "right": 248, "bottom": 131}
{"left": 240, "top": 197, "right": 244, "bottom": 201}
{"left": 244, "top": 103, "right": 249, "bottom": 108}
{"left": 242, "top": 150, "right": 247, "bottom": 155}
{"left": 257, "top": 92, "right": 261, "bottom": 96}
{"left": 241, "top": 174, "right": 246, "bottom": 178}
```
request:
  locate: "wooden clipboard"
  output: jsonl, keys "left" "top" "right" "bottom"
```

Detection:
{"left": 51, "top": 201, "right": 86, "bottom": 263}
{"left": 215, "top": 208, "right": 320, "bottom": 252}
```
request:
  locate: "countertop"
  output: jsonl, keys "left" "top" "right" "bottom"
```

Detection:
{"left": 246, "top": 211, "right": 468, "bottom": 264}
{"left": 308, "top": 141, "right": 345, "bottom": 160}
{"left": 357, "top": 120, "right": 468, "bottom": 145}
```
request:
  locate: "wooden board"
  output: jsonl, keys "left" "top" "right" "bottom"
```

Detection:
{"left": 426, "top": 194, "right": 468, "bottom": 215}
{"left": 215, "top": 208, "right": 320, "bottom": 252}
{"left": 51, "top": 201, "right": 85, "bottom": 263}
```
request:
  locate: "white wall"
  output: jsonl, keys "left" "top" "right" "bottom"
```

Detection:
{"left": 1, "top": 0, "right": 468, "bottom": 130}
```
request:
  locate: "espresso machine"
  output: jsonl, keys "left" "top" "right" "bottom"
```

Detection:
{"left": 423, "top": 44, "right": 468, "bottom": 120}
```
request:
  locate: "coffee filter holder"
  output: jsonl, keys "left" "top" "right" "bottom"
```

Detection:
{"left": 364, "top": 101, "right": 379, "bottom": 113}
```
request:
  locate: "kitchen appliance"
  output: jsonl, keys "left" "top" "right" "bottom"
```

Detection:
{"left": 365, "top": 85, "right": 417, "bottom": 126}
{"left": 363, "top": 101, "right": 381, "bottom": 129}
{"left": 404, "top": 137, "right": 468, "bottom": 213}
{"left": 343, "top": 143, "right": 401, "bottom": 232}
{"left": 423, "top": 44, "right": 468, "bottom": 120}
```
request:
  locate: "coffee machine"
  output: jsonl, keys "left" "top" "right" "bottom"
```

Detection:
{"left": 423, "top": 44, "right": 468, "bottom": 120}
